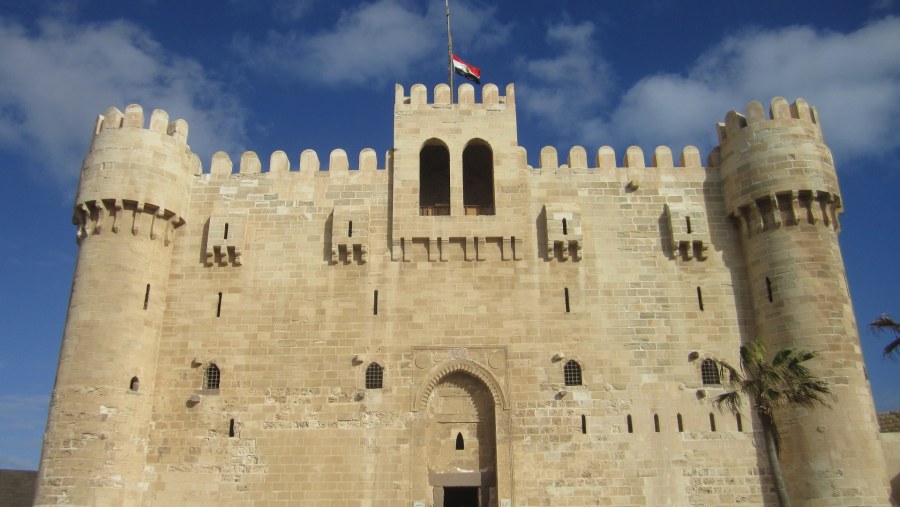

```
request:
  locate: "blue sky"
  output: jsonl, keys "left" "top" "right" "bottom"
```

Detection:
{"left": 0, "top": 0, "right": 898, "bottom": 470}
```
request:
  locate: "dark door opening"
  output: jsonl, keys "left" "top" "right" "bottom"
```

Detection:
{"left": 443, "top": 486, "right": 479, "bottom": 507}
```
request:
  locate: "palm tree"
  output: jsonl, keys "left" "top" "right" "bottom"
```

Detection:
{"left": 869, "top": 314, "right": 900, "bottom": 359}
{"left": 710, "top": 339, "right": 832, "bottom": 507}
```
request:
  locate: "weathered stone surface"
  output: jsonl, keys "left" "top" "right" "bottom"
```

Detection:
{"left": 35, "top": 88, "right": 891, "bottom": 507}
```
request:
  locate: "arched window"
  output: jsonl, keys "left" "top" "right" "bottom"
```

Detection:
{"left": 455, "top": 432, "right": 464, "bottom": 450}
{"left": 563, "top": 360, "right": 582, "bottom": 386}
{"left": 701, "top": 359, "right": 720, "bottom": 385}
{"left": 204, "top": 363, "right": 221, "bottom": 390}
{"left": 365, "top": 362, "right": 383, "bottom": 389}
{"left": 129, "top": 376, "right": 140, "bottom": 392}
{"left": 419, "top": 141, "right": 450, "bottom": 216}
{"left": 462, "top": 141, "right": 494, "bottom": 215}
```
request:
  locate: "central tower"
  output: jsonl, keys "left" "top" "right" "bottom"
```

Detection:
{"left": 390, "top": 82, "right": 526, "bottom": 262}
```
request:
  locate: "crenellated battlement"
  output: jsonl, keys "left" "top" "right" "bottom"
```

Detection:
{"left": 395, "top": 83, "right": 515, "bottom": 108}
{"left": 716, "top": 97, "right": 819, "bottom": 143}
{"left": 93, "top": 104, "right": 190, "bottom": 144}
{"left": 525, "top": 145, "right": 704, "bottom": 172}
{"left": 205, "top": 148, "right": 388, "bottom": 178}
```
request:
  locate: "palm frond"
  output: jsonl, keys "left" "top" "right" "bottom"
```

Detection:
{"left": 869, "top": 314, "right": 900, "bottom": 334}
{"left": 713, "top": 390, "right": 743, "bottom": 415}
{"left": 885, "top": 337, "right": 900, "bottom": 359}
{"left": 870, "top": 314, "right": 900, "bottom": 359}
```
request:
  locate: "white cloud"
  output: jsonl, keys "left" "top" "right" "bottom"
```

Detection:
{"left": 272, "top": 0, "right": 319, "bottom": 21}
{"left": 518, "top": 16, "right": 900, "bottom": 165}
{"left": 515, "top": 21, "right": 615, "bottom": 146}
{"left": 622, "top": 16, "right": 900, "bottom": 158}
{"left": 236, "top": 0, "right": 510, "bottom": 87}
{"left": 0, "top": 16, "right": 247, "bottom": 188}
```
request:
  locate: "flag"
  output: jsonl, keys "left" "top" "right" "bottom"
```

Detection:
{"left": 452, "top": 54, "right": 481, "bottom": 84}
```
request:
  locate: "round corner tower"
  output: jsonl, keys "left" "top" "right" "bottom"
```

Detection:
{"left": 35, "top": 104, "right": 196, "bottom": 506}
{"left": 717, "top": 98, "right": 888, "bottom": 505}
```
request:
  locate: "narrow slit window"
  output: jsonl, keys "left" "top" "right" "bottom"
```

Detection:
{"left": 348, "top": 220, "right": 353, "bottom": 238}
{"left": 223, "top": 222, "right": 229, "bottom": 240}
{"left": 562, "top": 218, "right": 568, "bottom": 235}
{"left": 709, "top": 413, "right": 717, "bottom": 432}
{"left": 697, "top": 287, "right": 704, "bottom": 311}
{"left": 143, "top": 284, "right": 150, "bottom": 310}
{"left": 455, "top": 432, "right": 464, "bottom": 450}
{"left": 129, "top": 376, "right": 139, "bottom": 392}
{"left": 204, "top": 363, "right": 221, "bottom": 390}
{"left": 229, "top": 418, "right": 235, "bottom": 437}
{"left": 654, "top": 414, "right": 660, "bottom": 432}
{"left": 736, "top": 413, "right": 743, "bottom": 432}
{"left": 581, "top": 414, "right": 587, "bottom": 434}
{"left": 701, "top": 359, "right": 720, "bottom": 385}
{"left": 216, "top": 292, "right": 222, "bottom": 318}
{"left": 365, "top": 362, "right": 383, "bottom": 389}
{"left": 686, "top": 216, "right": 692, "bottom": 234}
{"left": 766, "top": 277, "right": 773, "bottom": 302}
{"left": 626, "top": 414, "right": 633, "bottom": 434}
{"left": 563, "top": 360, "right": 582, "bottom": 386}
{"left": 373, "top": 290, "right": 378, "bottom": 316}
{"left": 677, "top": 413, "right": 684, "bottom": 432}
{"left": 564, "top": 288, "right": 570, "bottom": 313}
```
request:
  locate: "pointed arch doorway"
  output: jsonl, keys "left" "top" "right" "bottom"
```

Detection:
{"left": 411, "top": 359, "right": 511, "bottom": 507}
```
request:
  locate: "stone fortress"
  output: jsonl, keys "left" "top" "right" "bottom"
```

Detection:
{"left": 34, "top": 82, "right": 893, "bottom": 506}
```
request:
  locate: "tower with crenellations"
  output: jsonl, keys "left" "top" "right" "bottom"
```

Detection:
{"left": 34, "top": 83, "right": 891, "bottom": 507}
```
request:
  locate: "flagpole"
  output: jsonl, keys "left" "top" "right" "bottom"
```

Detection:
{"left": 446, "top": 0, "right": 454, "bottom": 97}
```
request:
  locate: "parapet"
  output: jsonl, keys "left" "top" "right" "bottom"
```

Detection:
{"left": 395, "top": 83, "right": 515, "bottom": 108}
{"left": 207, "top": 148, "right": 386, "bottom": 178}
{"left": 529, "top": 145, "right": 704, "bottom": 172}
{"left": 93, "top": 104, "right": 190, "bottom": 144}
{"left": 716, "top": 97, "right": 820, "bottom": 143}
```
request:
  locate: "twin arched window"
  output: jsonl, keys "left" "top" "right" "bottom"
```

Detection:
{"left": 419, "top": 140, "right": 494, "bottom": 216}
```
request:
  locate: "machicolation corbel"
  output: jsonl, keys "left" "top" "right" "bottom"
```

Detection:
{"left": 330, "top": 208, "right": 369, "bottom": 264}
{"left": 664, "top": 204, "right": 709, "bottom": 261}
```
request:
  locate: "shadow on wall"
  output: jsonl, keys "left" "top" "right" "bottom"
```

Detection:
{"left": 891, "top": 472, "right": 899, "bottom": 506}
{"left": 0, "top": 470, "right": 37, "bottom": 507}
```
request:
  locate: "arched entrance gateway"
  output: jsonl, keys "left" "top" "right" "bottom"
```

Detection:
{"left": 411, "top": 359, "right": 512, "bottom": 507}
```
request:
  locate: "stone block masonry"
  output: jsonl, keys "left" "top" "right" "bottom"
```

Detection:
{"left": 34, "top": 82, "right": 890, "bottom": 506}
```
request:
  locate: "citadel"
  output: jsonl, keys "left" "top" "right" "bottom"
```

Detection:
{"left": 32, "top": 82, "right": 895, "bottom": 506}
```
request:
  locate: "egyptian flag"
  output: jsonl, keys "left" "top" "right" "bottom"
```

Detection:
{"left": 452, "top": 54, "right": 481, "bottom": 84}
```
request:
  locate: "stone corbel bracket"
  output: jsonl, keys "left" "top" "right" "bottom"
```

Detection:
{"left": 664, "top": 203, "right": 709, "bottom": 260}
{"left": 544, "top": 205, "right": 583, "bottom": 261}
{"left": 331, "top": 208, "right": 369, "bottom": 264}
{"left": 205, "top": 210, "right": 248, "bottom": 266}
{"left": 73, "top": 199, "right": 184, "bottom": 246}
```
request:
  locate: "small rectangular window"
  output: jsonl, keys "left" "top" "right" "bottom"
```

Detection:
{"left": 697, "top": 287, "right": 704, "bottom": 311}
{"left": 373, "top": 290, "right": 378, "bottom": 315}
{"left": 766, "top": 277, "right": 773, "bottom": 302}
{"left": 143, "top": 284, "right": 150, "bottom": 310}
{"left": 216, "top": 292, "right": 222, "bottom": 317}
{"left": 564, "top": 288, "right": 570, "bottom": 313}
{"left": 581, "top": 415, "right": 587, "bottom": 434}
